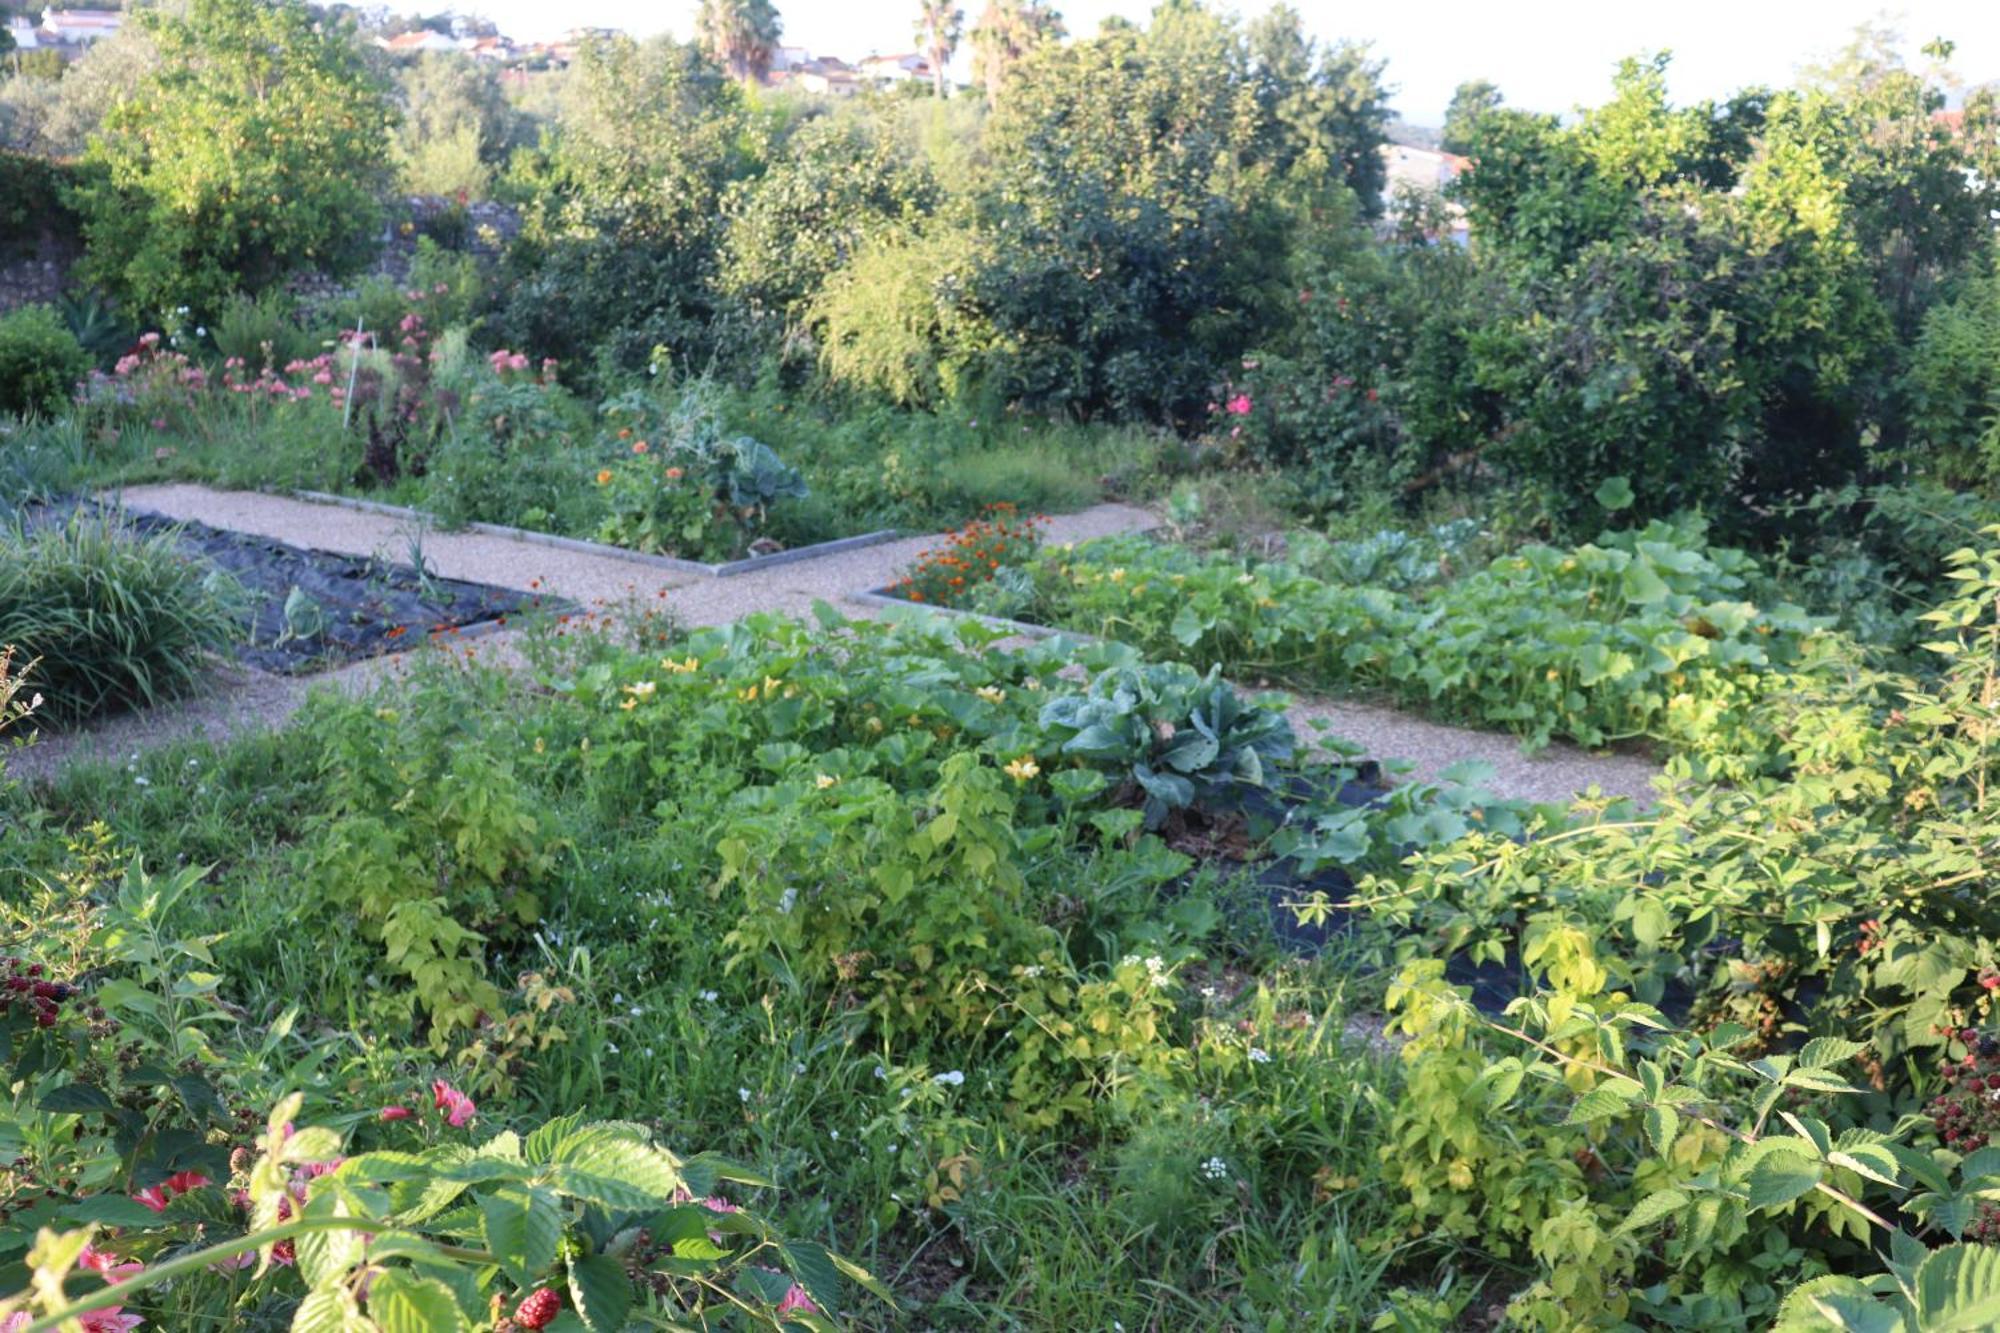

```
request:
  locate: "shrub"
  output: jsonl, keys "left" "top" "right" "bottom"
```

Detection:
{"left": 303, "top": 685, "right": 554, "bottom": 1037}
{"left": 810, "top": 225, "right": 991, "bottom": 409}
{"left": 210, "top": 289, "right": 321, "bottom": 371}
{"left": 0, "top": 303, "right": 89, "bottom": 418}
{"left": 0, "top": 150, "right": 82, "bottom": 260}
{"left": 0, "top": 512, "right": 235, "bottom": 725}
{"left": 1321, "top": 535, "right": 2000, "bottom": 1325}
{"left": 72, "top": 0, "right": 394, "bottom": 319}
{"left": 1906, "top": 249, "right": 2000, "bottom": 489}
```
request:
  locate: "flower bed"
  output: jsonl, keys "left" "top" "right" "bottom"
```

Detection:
{"left": 71, "top": 301, "right": 897, "bottom": 571}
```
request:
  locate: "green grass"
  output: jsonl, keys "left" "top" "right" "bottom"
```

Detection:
{"left": 0, "top": 616, "right": 1466, "bottom": 1327}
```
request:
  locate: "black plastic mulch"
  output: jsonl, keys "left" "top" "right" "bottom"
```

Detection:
{"left": 1221, "top": 768, "right": 1696, "bottom": 1020}
{"left": 111, "top": 504, "right": 550, "bottom": 675}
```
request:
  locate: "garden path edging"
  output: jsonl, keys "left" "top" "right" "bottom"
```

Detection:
{"left": 290, "top": 489, "right": 901, "bottom": 578}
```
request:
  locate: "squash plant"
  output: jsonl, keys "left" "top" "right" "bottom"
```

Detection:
{"left": 990, "top": 519, "right": 1826, "bottom": 773}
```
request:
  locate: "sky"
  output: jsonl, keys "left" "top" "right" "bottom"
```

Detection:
{"left": 393, "top": 1, "right": 2000, "bottom": 122}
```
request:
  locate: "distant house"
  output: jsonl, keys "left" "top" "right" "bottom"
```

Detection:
{"left": 771, "top": 45, "right": 813, "bottom": 72}
{"left": 6, "top": 16, "right": 39, "bottom": 48}
{"left": 1381, "top": 144, "right": 1469, "bottom": 195}
{"left": 376, "top": 29, "right": 460, "bottom": 56}
{"left": 858, "top": 52, "right": 929, "bottom": 84}
{"left": 795, "top": 68, "right": 860, "bottom": 97}
{"left": 35, "top": 7, "right": 121, "bottom": 47}
{"left": 1379, "top": 144, "right": 1472, "bottom": 243}
{"left": 463, "top": 35, "right": 516, "bottom": 62}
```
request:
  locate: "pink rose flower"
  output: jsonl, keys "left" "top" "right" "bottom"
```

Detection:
{"left": 79, "top": 1245, "right": 144, "bottom": 1281}
{"left": 431, "top": 1079, "right": 477, "bottom": 1127}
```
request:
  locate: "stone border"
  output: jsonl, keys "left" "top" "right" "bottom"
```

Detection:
{"left": 848, "top": 587, "right": 1101, "bottom": 643}
{"left": 290, "top": 489, "right": 901, "bottom": 578}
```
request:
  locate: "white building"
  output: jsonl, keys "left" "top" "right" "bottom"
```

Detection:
{"left": 37, "top": 7, "right": 122, "bottom": 45}
{"left": 858, "top": 52, "right": 929, "bottom": 84}
{"left": 375, "top": 29, "right": 462, "bottom": 56}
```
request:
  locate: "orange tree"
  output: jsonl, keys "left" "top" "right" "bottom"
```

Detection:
{"left": 71, "top": 0, "right": 393, "bottom": 323}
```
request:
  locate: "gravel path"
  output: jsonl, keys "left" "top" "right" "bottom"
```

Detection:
{"left": 11, "top": 485, "right": 1663, "bottom": 808}
{"left": 1283, "top": 692, "right": 1661, "bottom": 807}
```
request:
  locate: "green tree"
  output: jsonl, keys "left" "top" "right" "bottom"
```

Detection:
{"left": 1244, "top": 5, "right": 1391, "bottom": 211}
{"left": 1793, "top": 30, "right": 2000, "bottom": 343}
{"left": 390, "top": 52, "right": 522, "bottom": 198}
{"left": 0, "top": 19, "right": 154, "bottom": 158}
{"left": 1456, "top": 55, "right": 1886, "bottom": 531}
{"left": 696, "top": 0, "right": 782, "bottom": 84}
{"left": 71, "top": 0, "right": 393, "bottom": 321}
{"left": 721, "top": 115, "right": 939, "bottom": 335}
{"left": 975, "top": 10, "right": 1286, "bottom": 418}
{"left": 970, "top": 0, "right": 1063, "bottom": 105}
{"left": 497, "top": 34, "right": 749, "bottom": 379}
{"left": 1439, "top": 77, "right": 1501, "bottom": 154}
{"left": 915, "top": 0, "right": 964, "bottom": 98}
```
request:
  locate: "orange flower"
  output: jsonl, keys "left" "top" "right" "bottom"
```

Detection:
{"left": 665, "top": 466, "right": 684, "bottom": 481}
{"left": 596, "top": 469, "right": 613, "bottom": 485}
{"left": 633, "top": 440, "right": 650, "bottom": 455}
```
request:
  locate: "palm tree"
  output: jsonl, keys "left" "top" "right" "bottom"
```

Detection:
{"left": 914, "top": 1, "right": 963, "bottom": 99}
{"left": 696, "top": 0, "right": 782, "bottom": 84}
{"left": 970, "top": 0, "right": 1063, "bottom": 105}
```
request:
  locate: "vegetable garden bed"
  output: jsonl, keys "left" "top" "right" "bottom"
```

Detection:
{"left": 100, "top": 500, "right": 545, "bottom": 673}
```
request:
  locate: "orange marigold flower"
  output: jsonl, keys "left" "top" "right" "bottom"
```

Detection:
{"left": 596, "top": 469, "right": 613, "bottom": 485}
{"left": 633, "top": 441, "right": 650, "bottom": 454}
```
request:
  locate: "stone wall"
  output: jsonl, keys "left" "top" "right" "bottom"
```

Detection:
{"left": 0, "top": 195, "right": 522, "bottom": 316}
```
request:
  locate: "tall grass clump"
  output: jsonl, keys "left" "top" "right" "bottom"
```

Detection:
{"left": 0, "top": 513, "right": 235, "bottom": 725}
